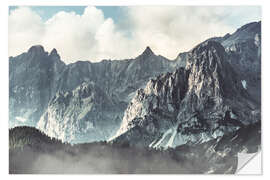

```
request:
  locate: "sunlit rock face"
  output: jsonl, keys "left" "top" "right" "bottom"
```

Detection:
{"left": 111, "top": 41, "right": 260, "bottom": 149}
{"left": 37, "top": 82, "right": 123, "bottom": 143}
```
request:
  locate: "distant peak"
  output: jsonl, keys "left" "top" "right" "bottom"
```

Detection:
{"left": 27, "top": 45, "right": 45, "bottom": 54}
{"left": 185, "top": 40, "right": 229, "bottom": 82}
{"left": 144, "top": 46, "right": 154, "bottom": 54}
{"left": 223, "top": 33, "right": 231, "bottom": 40}
{"left": 50, "top": 48, "right": 58, "bottom": 55}
{"left": 49, "top": 48, "right": 60, "bottom": 59}
{"left": 145, "top": 46, "right": 152, "bottom": 52}
{"left": 139, "top": 46, "right": 154, "bottom": 58}
{"left": 191, "top": 41, "right": 224, "bottom": 55}
{"left": 236, "top": 21, "right": 261, "bottom": 33}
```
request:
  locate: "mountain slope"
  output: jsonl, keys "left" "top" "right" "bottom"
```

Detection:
{"left": 9, "top": 46, "right": 65, "bottom": 127}
{"left": 37, "top": 82, "right": 123, "bottom": 143}
{"left": 208, "top": 21, "right": 261, "bottom": 101}
{"left": 110, "top": 41, "right": 260, "bottom": 148}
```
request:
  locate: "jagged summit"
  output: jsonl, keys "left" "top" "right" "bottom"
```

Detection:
{"left": 138, "top": 46, "right": 154, "bottom": 59}
{"left": 27, "top": 45, "right": 46, "bottom": 55}
{"left": 235, "top": 21, "right": 261, "bottom": 33}
{"left": 191, "top": 40, "right": 225, "bottom": 55}
{"left": 110, "top": 38, "right": 259, "bottom": 148}
{"left": 144, "top": 46, "right": 154, "bottom": 53}
{"left": 186, "top": 40, "right": 244, "bottom": 100}
{"left": 49, "top": 48, "right": 60, "bottom": 59}
{"left": 187, "top": 40, "right": 228, "bottom": 81}
{"left": 50, "top": 48, "right": 58, "bottom": 55}
{"left": 25, "top": 45, "right": 62, "bottom": 61}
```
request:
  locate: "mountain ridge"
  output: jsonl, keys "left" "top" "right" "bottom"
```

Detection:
{"left": 9, "top": 21, "right": 261, "bottom": 144}
{"left": 110, "top": 40, "right": 259, "bottom": 148}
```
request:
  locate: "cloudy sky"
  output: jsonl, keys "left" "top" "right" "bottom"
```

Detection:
{"left": 8, "top": 6, "right": 261, "bottom": 63}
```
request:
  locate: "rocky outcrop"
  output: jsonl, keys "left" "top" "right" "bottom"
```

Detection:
{"left": 111, "top": 41, "right": 260, "bottom": 148}
{"left": 222, "top": 21, "right": 261, "bottom": 101}
{"left": 9, "top": 46, "right": 65, "bottom": 127}
{"left": 206, "top": 21, "right": 261, "bottom": 101}
{"left": 37, "top": 82, "right": 123, "bottom": 143}
{"left": 55, "top": 47, "right": 176, "bottom": 103}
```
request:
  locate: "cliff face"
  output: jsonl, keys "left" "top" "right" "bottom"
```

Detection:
{"left": 9, "top": 46, "right": 65, "bottom": 127}
{"left": 37, "top": 82, "right": 123, "bottom": 143}
{"left": 111, "top": 41, "right": 260, "bottom": 148}
{"left": 223, "top": 22, "right": 261, "bottom": 101}
{"left": 9, "top": 45, "right": 179, "bottom": 142}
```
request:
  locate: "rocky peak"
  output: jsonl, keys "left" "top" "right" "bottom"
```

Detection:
{"left": 186, "top": 40, "right": 247, "bottom": 106}
{"left": 27, "top": 45, "right": 47, "bottom": 56}
{"left": 187, "top": 41, "right": 226, "bottom": 75}
{"left": 138, "top": 46, "right": 154, "bottom": 59}
{"left": 190, "top": 40, "right": 225, "bottom": 58}
{"left": 37, "top": 81, "right": 122, "bottom": 143}
{"left": 111, "top": 39, "right": 256, "bottom": 148}
{"left": 235, "top": 21, "right": 261, "bottom": 34}
{"left": 186, "top": 41, "right": 229, "bottom": 96}
{"left": 49, "top": 48, "right": 60, "bottom": 59}
{"left": 223, "top": 33, "right": 231, "bottom": 40}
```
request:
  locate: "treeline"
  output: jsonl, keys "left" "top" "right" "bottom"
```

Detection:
{"left": 9, "top": 123, "right": 260, "bottom": 174}
{"left": 9, "top": 126, "right": 63, "bottom": 149}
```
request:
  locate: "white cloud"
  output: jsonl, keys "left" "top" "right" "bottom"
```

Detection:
{"left": 8, "top": 6, "right": 261, "bottom": 63}
{"left": 9, "top": 7, "right": 44, "bottom": 56}
{"left": 9, "top": 6, "right": 138, "bottom": 63}
{"left": 127, "top": 6, "right": 261, "bottom": 59}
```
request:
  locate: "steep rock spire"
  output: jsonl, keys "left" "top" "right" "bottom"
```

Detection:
{"left": 27, "top": 45, "right": 46, "bottom": 56}
{"left": 138, "top": 46, "right": 154, "bottom": 59}
{"left": 49, "top": 48, "right": 60, "bottom": 59}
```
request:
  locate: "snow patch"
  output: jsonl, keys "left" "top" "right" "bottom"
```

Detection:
{"left": 200, "top": 132, "right": 211, "bottom": 143}
{"left": 230, "top": 134, "right": 238, "bottom": 141}
{"left": 205, "top": 168, "right": 215, "bottom": 174}
{"left": 230, "top": 111, "right": 237, "bottom": 119}
{"left": 241, "top": 80, "right": 247, "bottom": 89}
{"left": 149, "top": 139, "right": 158, "bottom": 148}
{"left": 153, "top": 128, "right": 172, "bottom": 149}
{"left": 212, "top": 129, "right": 224, "bottom": 139}
{"left": 171, "top": 133, "right": 187, "bottom": 147}
{"left": 15, "top": 116, "right": 27, "bottom": 122}
{"left": 165, "top": 128, "right": 177, "bottom": 148}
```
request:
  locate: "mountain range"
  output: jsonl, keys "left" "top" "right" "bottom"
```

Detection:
{"left": 9, "top": 21, "right": 261, "bottom": 149}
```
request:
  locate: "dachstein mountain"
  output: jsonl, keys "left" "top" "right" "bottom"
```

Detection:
{"left": 9, "top": 21, "right": 261, "bottom": 144}
{"left": 110, "top": 41, "right": 260, "bottom": 148}
{"left": 9, "top": 45, "right": 180, "bottom": 142}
